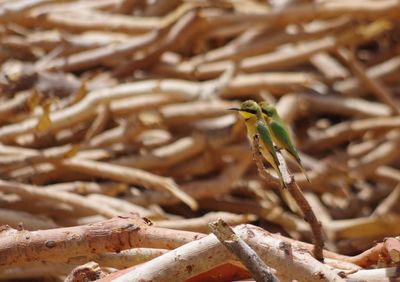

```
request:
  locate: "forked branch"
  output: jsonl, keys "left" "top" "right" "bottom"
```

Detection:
{"left": 252, "top": 135, "right": 325, "bottom": 261}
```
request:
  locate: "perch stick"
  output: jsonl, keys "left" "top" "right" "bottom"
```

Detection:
{"left": 252, "top": 135, "right": 324, "bottom": 261}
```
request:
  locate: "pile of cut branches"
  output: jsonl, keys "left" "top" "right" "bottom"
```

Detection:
{"left": 0, "top": 0, "right": 399, "bottom": 281}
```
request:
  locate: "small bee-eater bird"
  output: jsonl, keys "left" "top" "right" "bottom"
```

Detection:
{"left": 259, "top": 101, "right": 310, "bottom": 182}
{"left": 230, "top": 100, "right": 299, "bottom": 212}
{"left": 229, "top": 100, "right": 286, "bottom": 186}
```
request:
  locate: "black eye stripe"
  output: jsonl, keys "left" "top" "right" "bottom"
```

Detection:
{"left": 243, "top": 109, "right": 256, "bottom": 114}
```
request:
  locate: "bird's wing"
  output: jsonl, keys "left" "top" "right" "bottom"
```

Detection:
{"left": 270, "top": 121, "right": 301, "bottom": 162}
{"left": 256, "top": 120, "right": 280, "bottom": 166}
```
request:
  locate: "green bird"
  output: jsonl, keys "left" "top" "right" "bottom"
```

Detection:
{"left": 230, "top": 100, "right": 300, "bottom": 213}
{"left": 259, "top": 101, "right": 310, "bottom": 183}
{"left": 229, "top": 100, "right": 285, "bottom": 186}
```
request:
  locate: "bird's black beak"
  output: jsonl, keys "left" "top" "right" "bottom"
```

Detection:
{"left": 228, "top": 107, "right": 240, "bottom": 111}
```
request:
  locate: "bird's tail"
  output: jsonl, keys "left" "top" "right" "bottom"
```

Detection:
{"left": 298, "top": 162, "right": 311, "bottom": 183}
{"left": 273, "top": 164, "right": 301, "bottom": 215}
{"left": 289, "top": 151, "right": 311, "bottom": 183}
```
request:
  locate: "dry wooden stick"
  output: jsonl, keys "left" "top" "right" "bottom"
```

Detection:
{"left": 347, "top": 266, "right": 400, "bottom": 281}
{"left": 337, "top": 48, "right": 400, "bottom": 114}
{"left": 83, "top": 104, "right": 110, "bottom": 141}
{"left": 0, "top": 262, "right": 74, "bottom": 281}
{"left": 160, "top": 100, "right": 238, "bottom": 125}
{"left": 373, "top": 166, "right": 400, "bottom": 184}
{"left": 143, "top": 0, "right": 181, "bottom": 16}
{"left": 295, "top": 93, "right": 391, "bottom": 118}
{"left": 126, "top": 158, "right": 251, "bottom": 207}
{"left": 29, "top": 0, "right": 122, "bottom": 15}
{"left": 44, "top": 181, "right": 127, "bottom": 196}
{"left": 198, "top": 196, "right": 310, "bottom": 236}
{"left": 252, "top": 135, "right": 325, "bottom": 261}
{"left": 0, "top": 0, "right": 54, "bottom": 23}
{"left": 0, "top": 144, "right": 77, "bottom": 172}
{"left": 0, "top": 179, "right": 120, "bottom": 218}
{"left": 303, "top": 116, "right": 400, "bottom": 152}
{"left": 207, "top": 0, "right": 400, "bottom": 28}
{"left": 68, "top": 248, "right": 169, "bottom": 269}
{"left": 335, "top": 55, "right": 400, "bottom": 96}
{"left": 87, "top": 194, "right": 157, "bottom": 218}
{"left": 220, "top": 72, "right": 316, "bottom": 99}
{"left": 310, "top": 52, "right": 349, "bottom": 81}
{"left": 109, "top": 93, "right": 187, "bottom": 117}
{"left": 100, "top": 236, "right": 238, "bottom": 282}
{"left": 350, "top": 135, "right": 400, "bottom": 178}
{"left": 0, "top": 208, "right": 58, "bottom": 230}
{"left": 156, "top": 212, "right": 256, "bottom": 233}
{"left": 60, "top": 158, "right": 197, "bottom": 210}
{"left": 0, "top": 214, "right": 201, "bottom": 266}
{"left": 209, "top": 219, "right": 279, "bottom": 282}
{"left": 372, "top": 184, "right": 400, "bottom": 216}
{"left": 30, "top": 1, "right": 197, "bottom": 33}
{"left": 112, "top": 135, "right": 206, "bottom": 170}
{"left": 113, "top": 9, "right": 200, "bottom": 76}
{"left": 39, "top": 9, "right": 158, "bottom": 34}
{"left": 39, "top": 27, "right": 162, "bottom": 71}
{"left": 326, "top": 215, "right": 400, "bottom": 241}
{"left": 348, "top": 237, "right": 400, "bottom": 267}
{"left": 0, "top": 30, "right": 130, "bottom": 53}
{"left": 0, "top": 91, "right": 31, "bottom": 121}
{"left": 82, "top": 118, "right": 145, "bottom": 149}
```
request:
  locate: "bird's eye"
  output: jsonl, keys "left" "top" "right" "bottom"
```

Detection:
{"left": 245, "top": 109, "right": 256, "bottom": 114}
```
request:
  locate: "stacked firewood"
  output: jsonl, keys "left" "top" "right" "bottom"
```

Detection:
{"left": 0, "top": 0, "right": 399, "bottom": 281}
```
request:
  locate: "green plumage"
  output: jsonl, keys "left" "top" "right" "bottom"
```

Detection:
{"left": 259, "top": 101, "right": 310, "bottom": 182}
{"left": 255, "top": 120, "right": 285, "bottom": 185}
{"left": 230, "top": 100, "right": 300, "bottom": 213}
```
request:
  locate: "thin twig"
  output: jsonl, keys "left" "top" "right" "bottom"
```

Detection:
{"left": 209, "top": 219, "right": 279, "bottom": 282}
